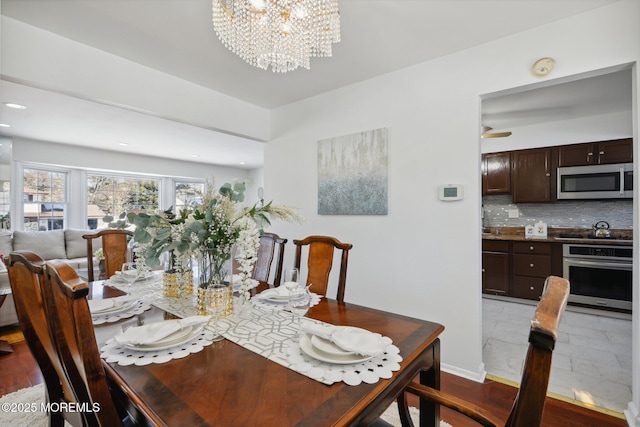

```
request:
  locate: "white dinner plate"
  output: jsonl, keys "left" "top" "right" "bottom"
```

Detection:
{"left": 91, "top": 299, "right": 139, "bottom": 317}
{"left": 110, "top": 272, "right": 154, "bottom": 283}
{"left": 310, "top": 329, "right": 360, "bottom": 356}
{"left": 122, "top": 326, "right": 203, "bottom": 352}
{"left": 299, "top": 333, "right": 372, "bottom": 365}
{"left": 260, "top": 290, "right": 304, "bottom": 302}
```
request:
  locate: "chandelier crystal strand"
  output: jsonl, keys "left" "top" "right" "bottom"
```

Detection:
{"left": 212, "top": 0, "right": 340, "bottom": 73}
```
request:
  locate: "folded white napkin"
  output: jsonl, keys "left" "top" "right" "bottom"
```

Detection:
{"left": 114, "top": 315, "right": 210, "bottom": 346}
{"left": 259, "top": 287, "right": 303, "bottom": 299}
{"left": 301, "top": 323, "right": 391, "bottom": 356}
{"left": 88, "top": 295, "right": 138, "bottom": 313}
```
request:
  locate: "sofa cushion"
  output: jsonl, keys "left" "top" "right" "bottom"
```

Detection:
{"left": 0, "top": 230, "right": 12, "bottom": 257}
{"left": 13, "top": 230, "right": 66, "bottom": 260}
{"left": 65, "top": 229, "right": 102, "bottom": 259}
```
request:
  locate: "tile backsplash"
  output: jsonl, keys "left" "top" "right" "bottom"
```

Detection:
{"left": 482, "top": 195, "right": 633, "bottom": 229}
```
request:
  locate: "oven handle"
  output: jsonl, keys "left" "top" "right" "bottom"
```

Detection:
{"left": 564, "top": 258, "right": 632, "bottom": 270}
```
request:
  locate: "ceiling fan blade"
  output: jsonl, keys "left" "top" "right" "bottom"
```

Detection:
{"left": 481, "top": 131, "right": 512, "bottom": 139}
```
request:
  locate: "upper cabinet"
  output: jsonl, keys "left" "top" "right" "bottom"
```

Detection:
{"left": 511, "top": 148, "right": 554, "bottom": 203}
{"left": 558, "top": 138, "right": 632, "bottom": 167}
{"left": 482, "top": 152, "right": 511, "bottom": 195}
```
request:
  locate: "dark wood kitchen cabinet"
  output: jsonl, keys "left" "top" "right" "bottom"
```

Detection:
{"left": 511, "top": 241, "right": 551, "bottom": 300}
{"left": 483, "top": 239, "right": 565, "bottom": 301}
{"left": 482, "top": 240, "right": 510, "bottom": 296}
{"left": 511, "top": 148, "right": 553, "bottom": 203}
{"left": 482, "top": 152, "right": 511, "bottom": 195}
{"left": 558, "top": 138, "right": 633, "bottom": 167}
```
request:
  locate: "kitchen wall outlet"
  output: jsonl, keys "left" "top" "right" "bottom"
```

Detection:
{"left": 508, "top": 209, "right": 519, "bottom": 218}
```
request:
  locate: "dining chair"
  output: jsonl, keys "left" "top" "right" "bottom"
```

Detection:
{"left": 7, "top": 251, "right": 82, "bottom": 427}
{"left": 381, "top": 275, "right": 570, "bottom": 427}
{"left": 293, "top": 235, "right": 353, "bottom": 302}
{"left": 83, "top": 229, "right": 133, "bottom": 282}
{"left": 43, "top": 259, "right": 127, "bottom": 426}
{"left": 252, "top": 232, "right": 287, "bottom": 288}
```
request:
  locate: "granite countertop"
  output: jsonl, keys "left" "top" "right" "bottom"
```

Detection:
{"left": 482, "top": 227, "right": 633, "bottom": 246}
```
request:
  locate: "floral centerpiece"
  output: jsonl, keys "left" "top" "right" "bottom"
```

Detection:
{"left": 128, "top": 180, "right": 301, "bottom": 306}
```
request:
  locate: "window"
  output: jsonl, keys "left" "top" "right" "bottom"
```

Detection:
{"left": 87, "top": 174, "right": 160, "bottom": 229}
{"left": 23, "top": 168, "right": 67, "bottom": 231}
{"left": 175, "top": 181, "right": 205, "bottom": 211}
{"left": 0, "top": 181, "right": 9, "bottom": 229}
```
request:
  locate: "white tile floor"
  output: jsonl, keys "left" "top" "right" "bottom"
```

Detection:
{"left": 483, "top": 297, "right": 632, "bottom": 414}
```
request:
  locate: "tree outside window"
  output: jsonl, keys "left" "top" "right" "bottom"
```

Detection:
{"left": 23, "top": 168, "right": 67, "bottom": 231}
{"left": 175, "top": 181, "right": 205, "bottom": 211}
{"left": 87, "top": 174, "right": 159, "bottom": 229}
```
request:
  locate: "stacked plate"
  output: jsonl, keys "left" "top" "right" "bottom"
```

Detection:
{"left": 113, "top": 316, "right": 210, "bottom": 352}
{"left": 110, "top": 271, "right": 154, "bottom": 283}
{"left": 257, "top": 288, "right": 305, "bottom": 304}
{"left": 119, "top": 325, "right": 205, "bottom": 352}
{"left": 89, "top": 296, "right": 139, "bottom": 318}
{"left": 299, "top": 326, "right": 373, "bottom": 364}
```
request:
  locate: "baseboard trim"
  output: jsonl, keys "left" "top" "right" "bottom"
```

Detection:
{"left": 486, "top": 374, "right": 626, "bottom": 420}
{"left": 441, "top": 362, "right": 486, "bottom": 383}
{"left": 624, "top": 401, "right": 638, "bottom": 426}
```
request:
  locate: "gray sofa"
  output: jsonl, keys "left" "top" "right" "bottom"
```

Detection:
{"left": 0, "top": 229, "right": 102, "bottom": 327}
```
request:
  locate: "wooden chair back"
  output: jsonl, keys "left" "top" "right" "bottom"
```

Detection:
{"left": 7, "top": 251, "right": 82, "bottom": 427}
{"left": 43, "top": 259, "right": 124, "bottom": 426}
{"left": 252, "top": 232, "right": 287, "bottom": 288}
{"left": 293, "top": 235, "right": 352, "bottom": 301}
{"left": 504, "top": 275, "right": 569, "bottom": 426}
{"left": 83, "top": 229, "right": 133, "bottom": 282}
{"left": 395, "top": 275, "right": 570, "bottom": 427}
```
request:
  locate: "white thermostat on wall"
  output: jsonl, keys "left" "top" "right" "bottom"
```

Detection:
{"left": 438, "top": 184, "right": 464, "bottom": 201}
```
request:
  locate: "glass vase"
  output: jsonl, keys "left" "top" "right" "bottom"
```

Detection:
{"left": 163, "top": 251, "right": 180, "bottom": 298}
{"left": 197, "top": 249, "right": 233, "bottom": 316}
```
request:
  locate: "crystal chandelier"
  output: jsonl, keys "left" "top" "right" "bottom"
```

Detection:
{"left": 212, "top": 0, "right": 341, "bottom": 73}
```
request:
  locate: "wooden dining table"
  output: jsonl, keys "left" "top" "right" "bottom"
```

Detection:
{"left": 91, "top": 281, "right": 444, "bottom": 427}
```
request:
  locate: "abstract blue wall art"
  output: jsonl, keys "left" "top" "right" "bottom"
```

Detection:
{"left": 318, "top": 128, "right": 388, "bottom": 215}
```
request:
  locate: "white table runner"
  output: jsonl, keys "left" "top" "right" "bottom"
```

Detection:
{"left": 102, "top": 274, "right": 402, "bottom": 385}
{"left": 217, "top": 306, "right": 403, "bottom": 386}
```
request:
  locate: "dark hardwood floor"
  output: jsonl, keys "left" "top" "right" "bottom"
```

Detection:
{"left": 0, "top": 331, "right": 629, "bottom": 427}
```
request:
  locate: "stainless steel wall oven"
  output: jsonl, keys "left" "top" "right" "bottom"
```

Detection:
{"left": 563, "top": 244, "right": 632, "bottom": 311}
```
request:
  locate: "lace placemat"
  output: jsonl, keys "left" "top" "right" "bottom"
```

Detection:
{"left": 100, "top": 327, "right": 217, "bottom": 366}
{"left": 217, "top": 308, "right": 402, "bottom": 386}
{"left": 283, "top": 339, "right": 402, "bottom": 386}
{"left": 92, "top": 300, "right": 152, "bottom": 325}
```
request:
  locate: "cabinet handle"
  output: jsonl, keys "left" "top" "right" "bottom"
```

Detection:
{"left": 545, "top": 173, "right": 550, "bottom": 177}
{"left": 529, "top": 246, "right": 534, "bottom": 251}
{"left": 482, "top": 268, "right": 485, "bottom": 273}
{"left": 530, "top": 286, "right": 535, "bottom": 291}
{"left": 530, "top": 263, "right": 534, "bottom": 268}
{"left": 600, "top": 151, "right": 605, "bottom": 155}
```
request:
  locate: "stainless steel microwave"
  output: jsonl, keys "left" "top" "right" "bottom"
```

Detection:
{"left": 557, "top": 163, "right": 633, "bottom": 199}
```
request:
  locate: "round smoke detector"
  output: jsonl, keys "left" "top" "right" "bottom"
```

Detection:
{"left": 532, "top": 57, "right": 556, "bottom": 77}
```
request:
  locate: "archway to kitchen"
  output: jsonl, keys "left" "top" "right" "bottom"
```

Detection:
{"left": 479, "top": 64, "right": 635, "bottom": 417}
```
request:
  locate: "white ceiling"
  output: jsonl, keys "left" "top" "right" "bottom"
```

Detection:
{"left": 0, "top": 0, "right": 627, "bottom": 168}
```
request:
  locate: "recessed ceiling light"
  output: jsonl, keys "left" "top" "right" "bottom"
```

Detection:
{"left": 191, "top": 154, "right": 200, "bottom": 158}
{"left": 4, "top": 102, "right": 27, "bottom": 110}
{"left": 239, "top": 162, "right": 247, "bottom": 165}
{"left": 118, "top": 142, "right": 130, "bottom": 146}
{"left": 0, "top": 124, "right": 10, "bottom": 128}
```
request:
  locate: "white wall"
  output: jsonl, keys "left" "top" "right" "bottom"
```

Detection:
{"left": 482, "top": 110, "right": 633, "bottom": 153}
{"left": 1, "top": 17, "right": 270, "bottom": 142}
{"left": 11, "top": 137, "right": 248, "bottom": 182}
{"left": 265, "top": 2, "right": 640, "bottom": 417}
